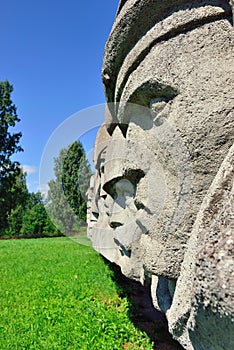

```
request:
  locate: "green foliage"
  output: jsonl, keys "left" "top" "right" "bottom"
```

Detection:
{"left": 47, "top": 176, "right": 78, "bottom": 233}
{"left": 1, "top": 167, "right": 29, "bottom": 235}
{"left": 0, "top": 81, "right": 23, "bottom": 175}
{"left": 62, "top": 141, "right": 92, "bottom": 222}
{"left": 0, "top": 81, "right": 62, "bottom": 238}
{"left": 27, "top": 191, "right": 44, "bottom": 207}
{"left": 6, "top": 204, "right": 25, "bottom": 236}
{"left": 21, "top": 204, "right": 59, "bottom": 237}
{"left": 0, "top": 81, "right": 24, "bottom": 232}
{"left": 2, "top": 187, "right": 61, "bottom": 238}
{"left": 47, "top": 141, "right": 92, "bottom": 233}
{"left": 0, "top": 237, "right": 153, "bottom": 349}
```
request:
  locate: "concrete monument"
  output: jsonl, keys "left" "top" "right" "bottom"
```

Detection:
{"left": 87, "top": 1, "right": 234, "bottom": 348}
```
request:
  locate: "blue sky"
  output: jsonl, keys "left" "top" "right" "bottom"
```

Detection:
{"left": 0, "top": 0, "right": 119, "bottom": 192}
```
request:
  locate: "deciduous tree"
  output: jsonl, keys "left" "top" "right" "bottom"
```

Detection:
{"left": 62, "top": 141, "right": 92, "bottom": 222}
{"left": 0, "top": 81, "right": 24, "bottom": 233}
{"left": 46, "top": 141, "right": 92, "bottom": 234}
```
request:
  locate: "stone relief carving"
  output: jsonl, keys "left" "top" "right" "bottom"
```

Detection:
{"left": 87, "top": 1, "right": 233, "bottom": 349}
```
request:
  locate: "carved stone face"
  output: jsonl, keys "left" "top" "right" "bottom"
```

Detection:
{"left": 88, "top": 1, "right": 234, "bottom": 348}
{"left": 97, "top": 110, "right": 192, "bottom": 281}
{"left": 89, "top": 1, "right": 234, "bottom": 282}
{"left": 100, "top": 7, "right": 234, "bottom": 280}
{"left": 104, "top": 177, "right": 146, "bottom": 279}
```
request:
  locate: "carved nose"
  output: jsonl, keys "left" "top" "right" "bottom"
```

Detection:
{"left": 110, "top": 221, "right": 123, "bottom": 229}
{"left": 109, "top": 201, "right": 125, "bottom": 228}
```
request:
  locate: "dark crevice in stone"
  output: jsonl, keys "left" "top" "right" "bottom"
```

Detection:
{"left": 103, "top": 258, "right": 184, "bottom": 349}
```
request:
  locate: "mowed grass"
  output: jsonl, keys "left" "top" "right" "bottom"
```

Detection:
{"left": 0, "top": 237, "right": 153, "bottom": 350}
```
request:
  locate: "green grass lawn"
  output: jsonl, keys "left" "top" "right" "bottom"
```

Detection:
{"left": 0, "top": 237, "right": 153, "bottom": 349}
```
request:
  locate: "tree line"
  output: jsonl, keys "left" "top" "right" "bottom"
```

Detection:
{"left": 0, "top": 81, "right": 92, "bottom": 238}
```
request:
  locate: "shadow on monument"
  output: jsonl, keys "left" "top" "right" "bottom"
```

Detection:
{"left": 103, "top": 258, "right": 184, "bottom": 350}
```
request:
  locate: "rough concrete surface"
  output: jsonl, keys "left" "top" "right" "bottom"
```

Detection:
{"left": 87, "top": 1, "right": 234, "bottom": 349}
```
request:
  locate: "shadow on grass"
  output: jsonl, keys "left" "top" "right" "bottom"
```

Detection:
{"left": 103, "top": 258, "right": 184, "bottom": 350}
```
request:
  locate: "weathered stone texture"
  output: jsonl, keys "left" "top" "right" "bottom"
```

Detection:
{"left": 167, "top": 144, "right": 234, "bottom": 349}
{"left": 87, "top": 1, "right": 234, "bottom": 349}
